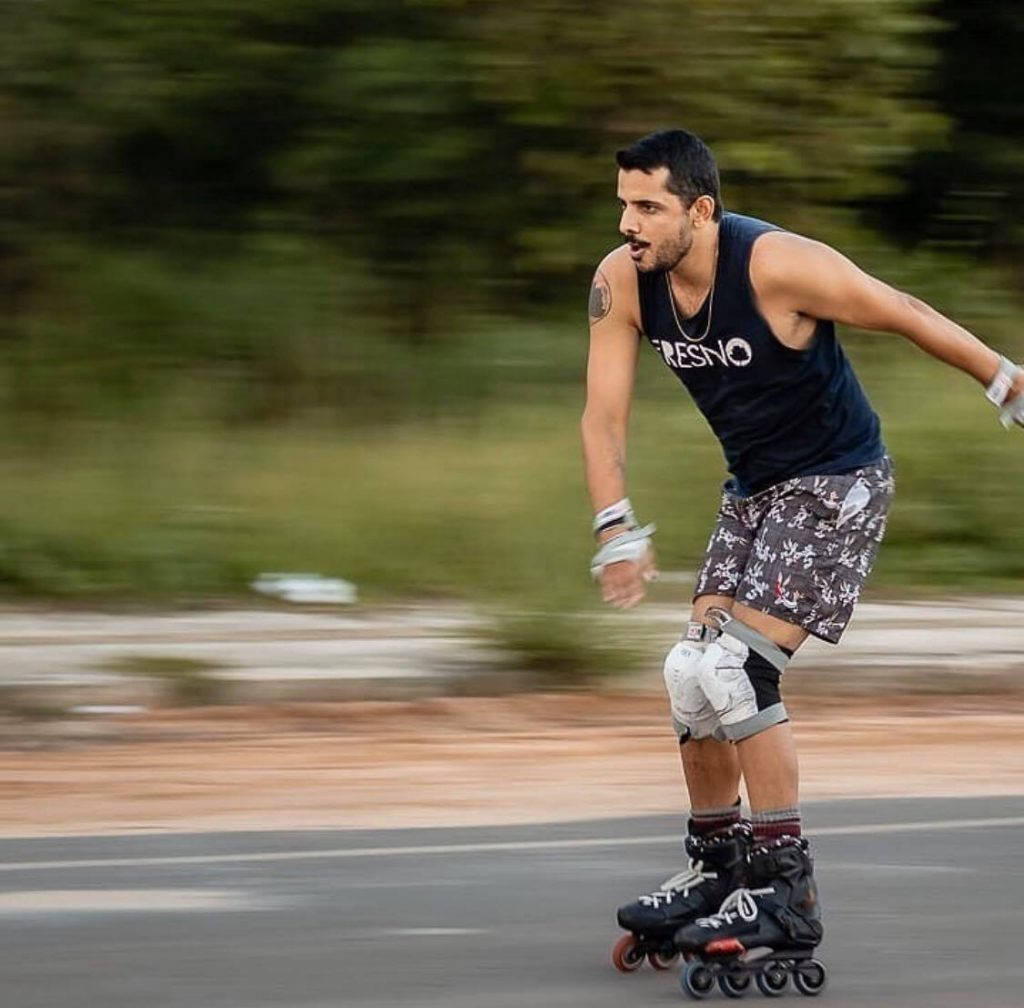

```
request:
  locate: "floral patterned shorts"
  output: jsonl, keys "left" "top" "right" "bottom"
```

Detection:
{"left": 693, "top": 457, "right": 895, "bottom": 643}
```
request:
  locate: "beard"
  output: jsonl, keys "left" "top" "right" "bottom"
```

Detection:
{"left": 632, "top": 224, "right": 693, "bottom": 274}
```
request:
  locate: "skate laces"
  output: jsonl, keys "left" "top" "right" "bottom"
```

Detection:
{"left": 695, "top": 886, "right": 775, "bottom": 929}
{"left": 637, "top": 859, "right": 718, "bottom": 909}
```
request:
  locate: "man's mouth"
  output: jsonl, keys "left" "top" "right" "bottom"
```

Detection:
{"left": 628, "top": 239, "right": 649, "bottom": 259}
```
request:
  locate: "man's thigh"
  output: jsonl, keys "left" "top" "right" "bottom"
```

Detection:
{"left": 693, "top": 490, "right": 758, "bottom": 603}
{"left": 734, "top": 458, "right": 895, "bottom": 644}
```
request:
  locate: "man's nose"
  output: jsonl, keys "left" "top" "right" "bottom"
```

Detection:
{"left": 619, "top": 208, "right": 638, "bottom": 237}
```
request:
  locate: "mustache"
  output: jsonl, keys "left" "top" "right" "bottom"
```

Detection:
{"left": 623, "top": 236, "right": 649, "bottom": 246}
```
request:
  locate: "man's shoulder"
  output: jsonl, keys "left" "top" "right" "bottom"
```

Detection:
{"left": 748, "top": 227, "right": 834, "bottom": 287}
{"left": 590, "top": 245, "right": 643, "bottom": 331}
{"left": 595, "top": 243, "right": 636, "bottom": 276}
{"left": 594, "top": 244, "right": 643, "bottom": 295}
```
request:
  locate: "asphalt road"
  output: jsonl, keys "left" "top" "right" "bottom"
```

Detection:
{"left": 2, "top": 796, "right": 1022, "bottom": 1008}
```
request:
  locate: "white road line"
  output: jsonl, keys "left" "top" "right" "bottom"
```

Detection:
{"left": 380, "top": 928, "right": 485, "bottom": 937}
{"left": 826, "top": 862, "right": 962, "bottom": 874}
{"left": 0, "top": 889, "right": 259, "bottom": 912}
{"left": 343, "top": 880, "right": 470, "bottom": 890}
{"left": 0, "top": 816, "right": 1020, "bottom": 873}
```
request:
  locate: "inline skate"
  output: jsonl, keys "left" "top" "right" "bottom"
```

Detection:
{"left": 611, "top": 822, "right": 750, "bottom": 973}
{"left": 673, "top": 835, "right": 826, "bottom": 998}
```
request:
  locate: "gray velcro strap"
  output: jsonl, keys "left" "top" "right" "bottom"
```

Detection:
{"left": 721, "top": 702, "right": 789, "bottom": 742}
{"left": 590, "top": 523, "right": 655, "bottom": 579}
{"left": 719, "top": 617, "right": 790, "bottom": 673}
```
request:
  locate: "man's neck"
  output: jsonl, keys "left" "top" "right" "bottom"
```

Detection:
{"left": 669, "top": 221, "right": 720, "bottom": 290}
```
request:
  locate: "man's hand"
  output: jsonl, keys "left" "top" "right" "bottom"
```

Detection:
{"left": 1003, "top": 378, "right": 1024, "bottom": 429}
{"left": 593, "top": 525, "right": 658, "bottom": 608}
{"left": 598, "top": 551, "right": 657, "bottom": 608}
{"left": 986, "top": 356, "right": 1024, "bottom": 429}
{"left": 1004, "top": 367, "right": 1024, "bottom": 428}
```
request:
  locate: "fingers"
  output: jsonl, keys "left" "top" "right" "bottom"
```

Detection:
{"left": 597, "top": 547, "right": 659, "bottom": 608}
{"left": 600, "top": 560, "right": 647, "bottom": 608}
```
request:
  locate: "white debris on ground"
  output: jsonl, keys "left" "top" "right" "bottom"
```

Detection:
{"left": 251, "top": 573, "right": 358, "bottom": 605}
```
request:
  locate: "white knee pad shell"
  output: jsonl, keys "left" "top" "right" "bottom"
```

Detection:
{"left": 697, "top": 617, "right": 790, "bottom": 742}
{"left": 662, "top": 628, "right": 723, "bottom": 742}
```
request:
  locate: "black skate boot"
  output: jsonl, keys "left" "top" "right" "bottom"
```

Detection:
{"left": 673, "top": 835, "right": 827, "bottom": 998}
{"left": 610, "top": 822, "right": 750, "bottom": 974}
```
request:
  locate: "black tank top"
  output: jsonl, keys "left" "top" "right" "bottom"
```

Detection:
{"left": 637, "top": 212, "right": 885, "bottom": 496}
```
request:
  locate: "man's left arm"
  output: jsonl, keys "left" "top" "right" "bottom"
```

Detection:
{"left": 752, "top": 232, "right": 1024, "bottom": 424}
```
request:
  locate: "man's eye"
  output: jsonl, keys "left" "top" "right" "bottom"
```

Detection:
{"left": 641, "top": 204, "right": 658, "bottom": 214}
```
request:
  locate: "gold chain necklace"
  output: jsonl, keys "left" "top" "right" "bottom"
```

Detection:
{"left": 666, "top": 239, "right": 719, "bottom": 343}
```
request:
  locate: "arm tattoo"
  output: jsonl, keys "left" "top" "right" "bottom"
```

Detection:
{"left": 588, "top": 269, "right": 612, "bottom": 324}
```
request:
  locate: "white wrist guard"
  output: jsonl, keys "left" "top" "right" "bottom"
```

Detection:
{"left": 986, "top": 356, "right": 1024, "bottom": 428}
{"left": 590, "top": 523, "right": 656, "bottom": 579}
{"left": 592, "top": 497, "right": 637, "bottom": 535}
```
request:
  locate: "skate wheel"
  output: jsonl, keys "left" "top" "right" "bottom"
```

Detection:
{"left": 793, "top": 958, "right": 827, "bottom": 996}
{"left": 647, "top": 947, "right": 678, "bottom": 970}
{"left": 718, "top": 969, "right": 752, "bottom": 998}
{"left": 611, "top": 934, "right": 644, "bottom": 973}
{"left": 681, "top": 961, "right": 716, "bottom": 1000}
{"left": 755, "top": 964, "right": 789, "bottom": 997}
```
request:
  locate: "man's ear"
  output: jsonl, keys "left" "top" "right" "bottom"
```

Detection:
{"left": 691, "top": 194, "right": 717, "bottom": 227}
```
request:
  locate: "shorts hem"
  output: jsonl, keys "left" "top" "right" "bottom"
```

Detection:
{"left": 692, "top": 589, "right": 737, "bottom": 604}
{"left": 803, "top": 625, "right": 844, "bottom": 646}
{"left": 692, "top": 597, "right": 847, "bottom": 646}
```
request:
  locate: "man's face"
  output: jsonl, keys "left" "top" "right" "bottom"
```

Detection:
{"left": 616, "top": 167, "right": 693, "bottom": 273}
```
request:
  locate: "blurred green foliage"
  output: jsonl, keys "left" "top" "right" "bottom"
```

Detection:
{"left": 1, "top": 344, "right": 1022, "bottom": 608}
{"left": 875, "top": 1, "right": 1024, "bottom": 259}
{"left": 4, "top": 0, "right": 943, "bottom": 358}
{"left": 1, "top": 0, "right": 1023, "bottom": 627}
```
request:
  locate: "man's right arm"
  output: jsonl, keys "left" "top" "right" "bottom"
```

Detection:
{"left": 581, "top": 247, "right": 653, "bottom": 607}
{"left": 581, "top": 247, "right": 642, "bottom": 513}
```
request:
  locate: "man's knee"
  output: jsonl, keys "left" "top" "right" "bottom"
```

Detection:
{"left": 697, "top": 609, "right": 790, "bottom": 742}
{"left": 662, "top": 625, "right": 722, "bottom": 743}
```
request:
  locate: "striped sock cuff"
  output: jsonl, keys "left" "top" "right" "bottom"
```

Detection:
{"left": 751, "top": 806, "right": 802, "bottom": 843}
{"left": 689, "top": 798, "right": 743, "bottom": 837}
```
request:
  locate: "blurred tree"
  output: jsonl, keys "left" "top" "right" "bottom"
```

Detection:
{"left": 2, "top": 1, "right": 944, "bottom": 321}
{"left": 0, "top": 0, "right": 966, "bottom": 441}
{"left": 465, "top": 0, "right": 945, "bottom": 267}
{"left": 872, "top": 0, "right": 1024, "bottom": 271}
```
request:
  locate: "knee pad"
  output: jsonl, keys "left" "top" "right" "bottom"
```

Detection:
{"left": 697, "top": 615, "right": 789, "bottom": 742}
{"left": 662, "top": 623, "right": 722, "bottom": 743}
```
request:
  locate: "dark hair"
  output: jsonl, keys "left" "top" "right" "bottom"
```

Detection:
{"left": 615, "top": 129, "right": 723, "bottom": 221}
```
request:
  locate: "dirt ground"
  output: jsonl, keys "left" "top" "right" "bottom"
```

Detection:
{"left": 2, "top": 692, "right": 1022, "bottom": 837}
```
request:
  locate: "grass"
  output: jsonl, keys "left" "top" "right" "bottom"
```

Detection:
{"left": 1, "top": 343, "right": 1022, "bottom": 604}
